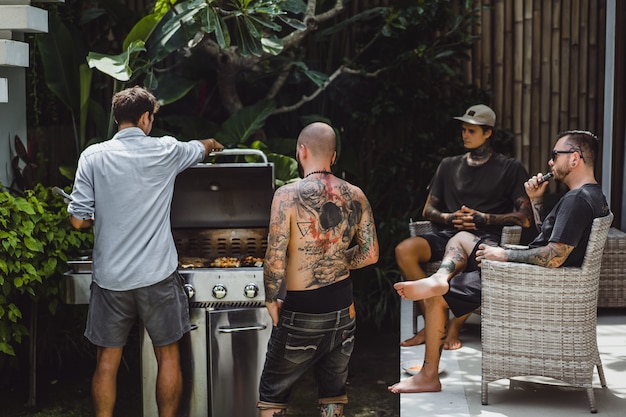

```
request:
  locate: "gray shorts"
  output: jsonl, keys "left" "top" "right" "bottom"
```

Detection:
{"left": 84, "top": 272, "right": 191, "bottom": 348}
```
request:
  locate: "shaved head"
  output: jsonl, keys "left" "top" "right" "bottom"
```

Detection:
{"left": 297, "top": 122, "right": 336, "bottom": 158}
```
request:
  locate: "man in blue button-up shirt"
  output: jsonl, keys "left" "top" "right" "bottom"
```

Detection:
{"left": 68, "top": 86, "right": 223, "bottom": 417}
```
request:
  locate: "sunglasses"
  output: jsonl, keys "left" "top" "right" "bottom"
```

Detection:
{"left": 551, "top": 149, "right": 584, "bottom": 160}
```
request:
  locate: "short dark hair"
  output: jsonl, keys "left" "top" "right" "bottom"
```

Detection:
{"left": 112, "top": 86, "right": 160, "bottom": 125}
{"left": 555, "top": 130, "right": 600, "bottom": 167}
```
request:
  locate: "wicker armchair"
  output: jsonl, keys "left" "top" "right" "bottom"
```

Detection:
{"left": 408, "top": 221, "right": 522, "bottom": 332}
{"left": 480, "top": 213, "right": 613, "bottom": 413}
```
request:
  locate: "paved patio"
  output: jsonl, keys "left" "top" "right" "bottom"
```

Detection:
{"left": 398, "top": 299, "right": 626, "bottom": 416}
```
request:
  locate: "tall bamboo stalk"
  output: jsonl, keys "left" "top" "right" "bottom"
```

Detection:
{"left": 522, "top": 0, "right": 533, "bottom": 167}
{"left": 550, "top": 0, "right": 561, "bottom": 153}
{"left": 513, "top": 0, "right": 524, "bottom": 160}
{"left": 539, "top": 0, "right": 552, "bottom": 173}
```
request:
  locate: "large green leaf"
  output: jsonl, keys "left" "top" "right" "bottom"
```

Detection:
{"left": 123, "top": 13, "right": 161, "bottom": 51}
{"left": 267, "top": 153, "right": 299, "bottom": 186}
{"left": 87, "top": 40, "right": 146, "bottom": 81}
{"left": 146, "top": 0, "right": 206, "bottom": 63}
{"left": 261, "top": 36, "right": 284, "bottom": 55}
{"left": 234, "top": 17, "right": 263, "bottom": 57}
{"left": 217, "top": 100, "right": 276, "bottom": 146}
{"left": 152, "top": 73, "right": 197, "bottom": 105}
{"left": 205, "top": 6, "right": 230, "bottom": 48}
{"left": 79, "top": 64, "right": 93, "bottom": 150}
{"left": 36, "top": 12, "right": 80, "bottom": 114}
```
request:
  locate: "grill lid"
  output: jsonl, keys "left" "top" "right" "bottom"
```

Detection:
{"left": 170, "top": 149, "right": 275, "bottom": 228}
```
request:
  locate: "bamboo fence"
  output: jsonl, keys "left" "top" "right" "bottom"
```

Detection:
{"left": 463, "top": 0, "right": 607, "bottom": 179}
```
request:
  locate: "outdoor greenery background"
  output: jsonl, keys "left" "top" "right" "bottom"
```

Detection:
{"left": 1, "top": 0, "right": 516, "bottom": 414}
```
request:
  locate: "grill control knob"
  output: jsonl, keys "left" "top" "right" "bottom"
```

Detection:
{"left": 244, "top": 283, "right": 259, "bottom": 298}
{"left": 183, "top": 284, "right": 195, "bottom": 299}
{"left": 212, "top": 284, "right": 227, "bottom": 299}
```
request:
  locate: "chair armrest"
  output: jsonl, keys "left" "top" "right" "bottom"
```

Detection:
{"left": 409, "top": 220, "right": 434, "bottom": 237}
{"left": 500, "top": 225, "right": 522, "bottom": 245}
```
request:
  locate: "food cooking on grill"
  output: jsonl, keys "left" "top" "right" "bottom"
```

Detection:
{"left": 179, "top": 257, "right": 211, "bottom": 268}
{"left": 210, "top": 257, "right": 241, "bottom": 268}
{"left": 241, "top": 256, "right": 264, "bottom": 267}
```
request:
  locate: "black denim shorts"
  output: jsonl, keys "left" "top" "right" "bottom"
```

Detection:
{"left": 258, "top": 305, "right": 356, "bottom": 409}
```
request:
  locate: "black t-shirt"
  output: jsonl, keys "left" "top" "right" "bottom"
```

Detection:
{"left": 529, "top": 184, "right": 609, "bottom": 266}
{"left": 428, "top": 153, "right": 529, "bottom": 234}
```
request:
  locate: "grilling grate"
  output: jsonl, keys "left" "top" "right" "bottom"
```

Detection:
{"left": 173, "top": 228, "right": 268, "bottom": 260}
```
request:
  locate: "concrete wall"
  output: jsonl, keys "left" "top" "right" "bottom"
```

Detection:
{"left": 0, "top": 65, "right": 26, "bottom": 188}
{"left": 0, "top": 1, "right": 54, "bottom": 189}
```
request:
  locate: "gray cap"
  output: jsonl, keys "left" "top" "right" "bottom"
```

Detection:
{"left": 453, "top": 104, "right": 496, "bottom": 127}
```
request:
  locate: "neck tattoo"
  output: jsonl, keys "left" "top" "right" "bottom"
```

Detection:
{"left": 305, "top": 170, "right": 333, "bottom": 178}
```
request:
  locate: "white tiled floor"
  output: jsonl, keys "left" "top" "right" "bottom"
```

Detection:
{"left": 398, "top": 299, "right": 626, "bottom": 416}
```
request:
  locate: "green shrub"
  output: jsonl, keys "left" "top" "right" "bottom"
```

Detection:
{"left": 0, "top": 184, "right": 93, "bottom": 356}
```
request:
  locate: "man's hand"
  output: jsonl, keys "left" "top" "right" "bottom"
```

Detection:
{"left": 476, "top": 243, "right": 507, "bottom": 266}
{"left": 265, "top": 300, "right": 283, "bottom": 326}
{"left": 200, "top": 138, "right": 224, "bottom": 156}
{"left": 524, "top": 173, "right": 550, "bottom": 201}
{"left": 450, "top": 205, "right": 486, "bottom": 231}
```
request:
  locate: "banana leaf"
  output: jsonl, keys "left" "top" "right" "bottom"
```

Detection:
{"left": 216, "top": 100, "right": 276, "bottom": 146}
{"left": 36, "top": 12, "right": 80, "bottom": 115}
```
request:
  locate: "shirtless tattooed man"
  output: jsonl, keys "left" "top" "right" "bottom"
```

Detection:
{"left": 257, "top": 122, "right": 379, "bottom": 417}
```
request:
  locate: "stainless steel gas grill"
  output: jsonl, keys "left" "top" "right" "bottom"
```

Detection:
{"left": 65, "top": 149, "right": 275, "bottom": 417}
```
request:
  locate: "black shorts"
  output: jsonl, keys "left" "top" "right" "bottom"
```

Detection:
{"left": 442, "top": 237, "right": 497, "bottom": 317}
{"left": 421, "top": 230, "right": 501, "bottom": 262}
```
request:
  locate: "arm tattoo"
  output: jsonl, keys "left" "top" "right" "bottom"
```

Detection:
{"left": 423, "top": 194, "right": 449, "bottom": 225}
{"left": 506, "top": 242, "right": 574, "bottom": 267}
{"left": 530, "top": 198, "right": 545, "bottom": 231}
{"left": 264, "top": 188, "right": 291, "bottom": 301}
{"left": 483, "top": 196, "right": 533, "bottom": 227}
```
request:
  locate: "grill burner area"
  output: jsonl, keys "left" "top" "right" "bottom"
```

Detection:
{"left": 173, "top": 228, "right": 267, "bottom": 260}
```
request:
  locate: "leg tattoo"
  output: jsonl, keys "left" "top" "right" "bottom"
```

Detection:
{"left": 320, "top": 403, "right": 344, "bottom": 417}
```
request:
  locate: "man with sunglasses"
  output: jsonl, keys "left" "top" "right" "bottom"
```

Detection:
{"left": 68, "top": 86, "right": 224, "bottom": 417}
{"left": 389, "top": 130, "right": 609, "bottom": 394}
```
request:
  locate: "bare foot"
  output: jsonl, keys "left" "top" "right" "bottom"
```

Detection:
{"left": 387, "top": 369, "right": 441, "bottom": 394}
{"left": 400, "top": 329, "right": 425, "bottom": 347}
{"left": 443, "top": 335, "right": 462, "bottom": 350}
{"left": 393, "top": 273, "right": 449, "bottom": 301}
{"left": 443, "top": 317, "right": 464, "bottom": 350}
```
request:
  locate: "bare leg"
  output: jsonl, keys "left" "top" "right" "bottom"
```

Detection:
{"left": 388, "top": 295, "right": 448, "bottom": 393}
{"left": 153, "top": 342, "right": 182, "bottom": 417}
{"left": 92, "top": 346, "right": 123, "bottom": 417}
{"left": 260, "top": 408, "right": 287, "bottom": 416}
{"left": 395, "top": 236, "right": 431, "bottom": 346}
{"left": 444, "top": 313, "right": 470, "bottom": 350}
{"left": 320, "top": 403, "right": 344, "bottom": 417}
{"left": 394, "top": 232, "right": 479, "bottom": 301}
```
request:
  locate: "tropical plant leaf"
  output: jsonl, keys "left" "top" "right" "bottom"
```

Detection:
{"left": 217, "top": 100, "right": 276, "bottom": 146}
{"left": 79, "top": 64, "right": 93, "bottom": 151}
{"left": 123, "top": 13, "right": 161, "bottom": 51}
{"left": 152, "top": 73, "right": 197, "bottom": 105}
{"left": 267, "top": 153, "right": 299, "bottom": 186}
{"left": 261, "top": 36, "right": 284, "bottom": 55}
{"left": 36, "top": 12, "right": 80, "bottom": 114}
{"left": 234, "top": 18, "right": 263, "bottom": 57}
{"left": 290, "top": 61, "right": 329, "bottom": 87}
{"left": 87, "top": 40, "right": 146, "bottom": 81}
{"left": 205, "top": 6, "right": 230, "bottom": 48}
{"left": 145, "top": 0, "right": 206, "bottom": 62}
{"left": 276, "top": 14, "right": 306, "bottom": 30}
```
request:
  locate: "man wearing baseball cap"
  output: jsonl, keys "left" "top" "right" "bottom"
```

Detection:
{"left": 395, "top": 104, "right": 532, "bottom": 349}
